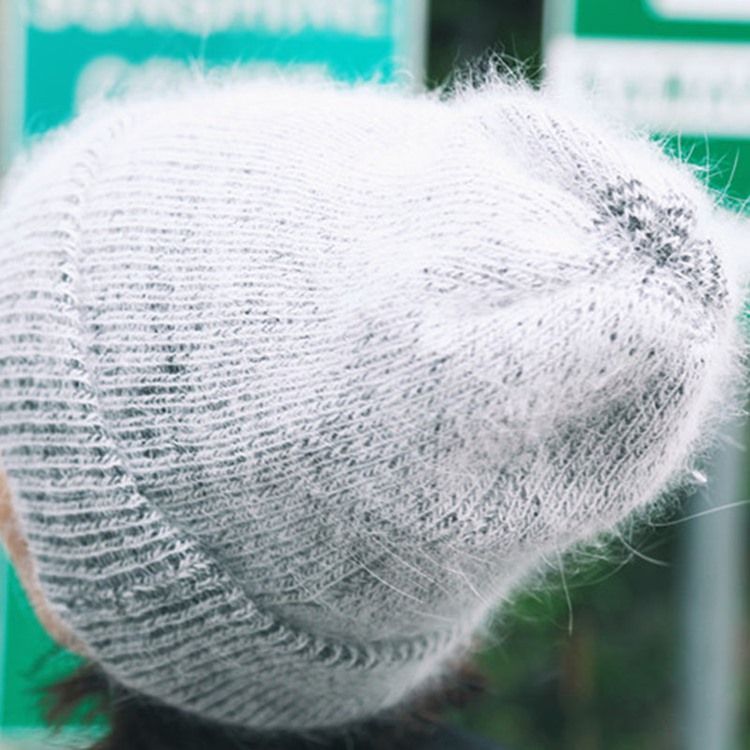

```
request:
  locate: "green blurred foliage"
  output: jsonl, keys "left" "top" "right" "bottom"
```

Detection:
{"left": 428, "top": 0, "right": 543, "bottom": 87}
{"left": 446, "top": 528, "right": 683, "bottom": 750}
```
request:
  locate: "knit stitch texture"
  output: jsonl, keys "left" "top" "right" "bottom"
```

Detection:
{"left": 0, "top": 78, "right": 745, "bottom": 730}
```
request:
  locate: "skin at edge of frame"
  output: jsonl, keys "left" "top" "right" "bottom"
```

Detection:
{"left": 0, "top": 471, "right": 86, "bottom": 654}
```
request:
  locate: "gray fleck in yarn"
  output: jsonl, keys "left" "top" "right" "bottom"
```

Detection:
{"left": 0, "top": 78, "right": 745, "bottom": 730}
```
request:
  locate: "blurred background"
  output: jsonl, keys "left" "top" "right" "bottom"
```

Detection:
{"left": 1, "top": 1, "right": 749, "bottom": 749}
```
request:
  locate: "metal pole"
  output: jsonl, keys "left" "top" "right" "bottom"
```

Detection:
{"left": 680, "top": 420, "right": 747, "bottom": 750}
{"left": 0, "top": 0, "right": 25, "bottom": 173}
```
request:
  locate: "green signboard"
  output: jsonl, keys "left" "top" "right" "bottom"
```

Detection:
{"left": 545, "top": 0, "right": 750, "bottom": 201}
{"left": 0, "top": 1, "right": 427, "bottom": 744}
{"left": 1, "top": 0, "right": 428, "bottom": 158}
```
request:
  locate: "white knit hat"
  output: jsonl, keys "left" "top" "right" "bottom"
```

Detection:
{"left": 0, "top": 77, "right": 745, "bottom": 731}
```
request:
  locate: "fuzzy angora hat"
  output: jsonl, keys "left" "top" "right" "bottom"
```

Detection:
{"left": 0, "top": 77, "right": 745, "bottom": 731}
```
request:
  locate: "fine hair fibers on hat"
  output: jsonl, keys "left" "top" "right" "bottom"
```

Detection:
{"left": 0, "top": 75, "right": 746, "bottom": 733}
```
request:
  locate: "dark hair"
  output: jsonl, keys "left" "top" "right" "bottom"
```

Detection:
{"left": 43, "top": 660, "right": 486, "bottom": 750}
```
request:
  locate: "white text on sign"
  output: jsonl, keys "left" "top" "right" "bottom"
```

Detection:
{"left": 25, "top": 0, "right": 388, "bottom": 37}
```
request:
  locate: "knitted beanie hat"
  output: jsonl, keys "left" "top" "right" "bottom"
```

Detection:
{"left": 0, "top": 77, "right": 745, "bottom": 731}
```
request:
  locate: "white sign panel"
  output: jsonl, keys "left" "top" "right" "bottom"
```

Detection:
{"left": 24, "top": 0, "right": 387, "bottom": 35}
{"left": 547, "top": 35, "right": 750, "bottom": 137}
{"left": 649, "top": 0, "right": 750, "bottom": 21}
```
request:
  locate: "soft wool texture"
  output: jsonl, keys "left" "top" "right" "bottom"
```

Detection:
{"left": 0, "top": 78, "right": 745, "bottom": 731}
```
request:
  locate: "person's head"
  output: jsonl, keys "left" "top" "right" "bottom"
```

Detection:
{"left": 0, "top": 75, "right": 745, "bottom": 748}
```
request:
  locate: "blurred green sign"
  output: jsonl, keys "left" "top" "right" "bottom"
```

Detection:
{"left": 544, "top": 0, "right": 750, "bottom": 201}
{"left": 0, "top": 0, "right": 427, "bottom": 743}
{"left": 1, "top": 0, "right": 427, "bottom": 152}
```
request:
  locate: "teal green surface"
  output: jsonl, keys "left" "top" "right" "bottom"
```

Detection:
{"left": 574, "top": 0, "right": 750, "bottom": 42}
{"left": 24, "top": 27, "right": 397, "bottom": 135}
{"left": 0, "top": 551, "right": 83, "bottom": 730}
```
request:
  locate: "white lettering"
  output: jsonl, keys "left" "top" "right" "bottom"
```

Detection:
{"left": 25, "top": 0, "right": 68, "bottom": 30}
{"left": 26, "top": 0, "right": 388, "bottom": 36}
{"left": 74, "top": 55, "right": 330, "bottom": 111}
